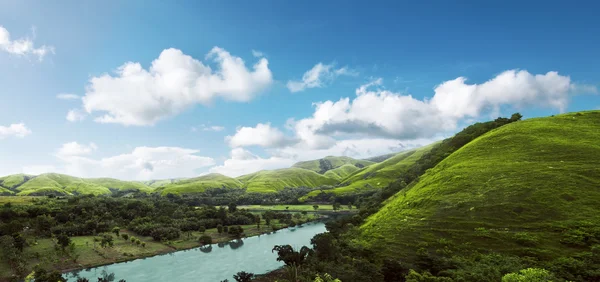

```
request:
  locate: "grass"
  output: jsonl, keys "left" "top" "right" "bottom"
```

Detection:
{"left": 0, "top": 173, "right": 155, "bottom": 196}
{"left": 237, "top": 168, "right": 338, "bottom": 193}
{"left": 323, "top": 164, "right": 360, "bottom": 180}
{"left": 359, "top": 111, "right": 600, "bottom": 263}
{"left": 238, "top": 204, "right": 335, "bottom": 211}
{"left": 292, "top": 156, "right": 374, "bottom": 173}
{"left": 156, "top": 173, "right": 243, "bottom": 195}
{"left": 0, "top": 196, "right": 42, "bottom": 205}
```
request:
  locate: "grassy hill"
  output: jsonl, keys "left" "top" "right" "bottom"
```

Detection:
{"left": 238, "top": 168, "right": 338, "bottom": 193}
{"left": 156, "top": 173, "right": 243, "bottom": 195}
{"left": 0, "top": 173, "right": 154, "bottom": 196}
{"left": 359, "top": 111, "right": 600, "bottom": 270}
{"left": 0, "top": 173, "right": 31, "bottom": 189}
{"left": 292, "top": 156, "right": 374, "bottom": 174}
{"left": 323, "top": 164, "right": 360, "bottom": 180}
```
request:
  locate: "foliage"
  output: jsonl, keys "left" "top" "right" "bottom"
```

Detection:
{"left": 236, "top": 168, "right": 338, "bottom": 193}
{"left": 199, "top": 235, "right": 212, "bottom": 245}
{"left": 233, "top": 271, "right": 254, "bottom": 282}
{"left": 314, "top": 273, "right": 341, "bottom": 282}
{"left": 502, "top": 268, "right": 557, "bottom": 282}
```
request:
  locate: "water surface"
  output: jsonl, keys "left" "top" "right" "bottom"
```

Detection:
{"left": 65, "top": 221, "right": 326, "bottom": 282}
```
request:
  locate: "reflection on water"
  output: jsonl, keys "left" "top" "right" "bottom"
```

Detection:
{"left": 64, "top": 221, "right": 326, "bottom": 282}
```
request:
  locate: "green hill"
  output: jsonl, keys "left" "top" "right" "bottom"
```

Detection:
{"left": 323, "top": 164, "right": 360, "bottom": 180}
{"left": 2, "top": 173, "right": 154, "bottom": 196}
{"left": 292, "top": 156, "right": 374, "bottom": 174}
{"left": 238, "top": 168, "right": 338, "bottom": 193}
{"left": 156, "top": 173, "right": 243, "bottom": 195}
{"left": 359, "top": 111, "right": 600, "bottom": 269}
{"left": 0, "top": 174, "right": 31, "bottom": 189}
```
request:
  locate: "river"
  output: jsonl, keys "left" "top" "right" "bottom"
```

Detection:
{"left": 63, "top": 221, "right": 327, "bottom": 282}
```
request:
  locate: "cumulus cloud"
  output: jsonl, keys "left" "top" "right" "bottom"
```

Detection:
{"left": 78, "top": 47, "right": 273, "bottom": 126}
{"left": 57, "top": 93, "right": 80, "bottom": 100}
{"left": 66, "top": 109, "right": 86, "bottom": 122}
{"left": 226, "top": 123, "right": 295, "bottom": 148}
{"left": 55, "top": 142, "right": 97, "bottom": 158}
{"left": 208, "top": 148, "right": 296, "bottom": 177}
{"left": 36, "top": 145, "right": 215, "bottom": 180}
{"left": 0, "top": 26, "right": 54, "bottom": 61}
{"left": 287, "top": 62, "right": 358, "bottom": 93}
{"left": 290, "top": 70, "right": 592, "bottom": 144}
{"left": 0, "top": 123, "right": 32, "bottom": 139}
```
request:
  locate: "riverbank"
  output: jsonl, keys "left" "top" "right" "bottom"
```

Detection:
{"left": 0, "top": 214, "right": 323, "bottom": 282}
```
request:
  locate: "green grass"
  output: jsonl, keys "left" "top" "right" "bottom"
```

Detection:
{"left": 238, "top": 204, "right": 335, "bottom": 211}
{"left": 237, "top": 168, "right": 338, "bottom": 193}
{"left": 6, "top": 173, "right": 153, "bottom": 196}
{"left": 359, "top": 111, "right": 600, "bottom": 263}
{"left": 0, "top": 196, "right": 44, "bottom": 205}
{"left": 0, "top": 173, "right": 31, "bottom": 189}
{"left": 323, "top": 164, "right": 360, "bottom": 180}
{"left": 156, "top": 173, "right": 243, "bottom": 195}
{"left": 301, "top": 144, "right": 437, "bottom": 199}
{"left": 292, "top": 156, "right": 374, "bottom": 174}
{"left": 145, "top": 179, "right": 180, "bottom": 188}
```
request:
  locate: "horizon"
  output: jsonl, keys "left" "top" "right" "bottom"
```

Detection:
{"left": 2, "top": 1, "right": 600, "bottom": 180}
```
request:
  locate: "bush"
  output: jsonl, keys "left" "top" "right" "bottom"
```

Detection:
{"left": 502, "top": 268, "right": 556, "bottom": 282}
{"left": 199, "top": 235, "right": 212, "bottom": 245}
{"left": 150, "top": 227, "right": 180, "bottom": 242}
{"left": 121, "top": 234, "right": 129, "bottom": 240}
{"left": 514, "top": 232, "right": 539, "bottom": 247}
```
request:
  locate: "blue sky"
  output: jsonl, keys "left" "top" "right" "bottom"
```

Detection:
{"left": 1, "top": 0, "right": 599, "bottom": 180}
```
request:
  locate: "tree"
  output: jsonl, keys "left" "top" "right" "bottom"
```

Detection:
{"left": 313, "top": 205, "right": 319, "bottom": 211}
{"left": 510, "top": 112, "right": 523, "bottom": 122}
{"left": 347, "top": 203, "right": 352, "bottom": 210}
{"left": 285, "top": 206, "right": 289, "bottom": 211}
{"left": 314, "top": 273, "right": 341, "bottom": 282}
{"left": 272, "top": 245, "right": 313, "bottom": 281}
{"left": 33, "top": 265, "right": 67, "bottom": 282}
{"left": 199, "top": 235, "right": 212, "bottom": 245}
{"left": 121, "top": 233, "right": 129, "bottom": 241}
{"left": 199, "top": 226, "right": 206, "bottom": 233}
{"left": 217, "top": 224, "right": 223, "bottom": 234}
{"left": 255, "top": 215, "right": 261, "bottom": 229}
{"left": 502, "top": 268, "right": 556, "bottom": 282}
{"left": 263, "top": 214, "right": 271, "bottom": 226}
{"left": 229, "top": 226, "right": 244, "bottom": 237}
{"left": 141, "top": 242, "right": 146, "bottom": 248}
{"left": 135, "top": 239, "right": 141, "bottom": 246}
{"left": 293, "top": 213, "right": 302, "bottom": 220}
{"left": 112, "top": 227, "right": 120, "bottom": 237}
{"left": 332, "top": 202, "right": 341, "bottom": 212}
{"left": 99, "top": 234, "right": 114, "bottom": 248}
{"left": 56, "top": 233, "right": 72, "bottom": 251}
{"left": 228, "top": 202, "right": 237, "bottom": 213}
{"left": 223, "top": 226, "right": 229, "bottom": 234}
{"left": 233, "top": 271, "right": 254, "bottom": 282}
{"left": 12, "top": 233, "right": 25, "bottom": 252}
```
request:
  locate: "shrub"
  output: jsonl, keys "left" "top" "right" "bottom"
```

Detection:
{"left": 199, "top": 235, "right": 212, "bottom": 245}
{"left": 502, "top": 268, "right": 556, "bottom": 282}
{"left": 150, "top": 227, "right": 180, "bottom": 241}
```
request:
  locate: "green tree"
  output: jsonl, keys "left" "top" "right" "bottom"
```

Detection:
{"left": 56, "top": 233, "right": 71, "bottom": 251}
{"left": 313, "top": 205, "right": 319, "bottom": 211}
{"left": 314, "top": 273, "right": 341, "bottom": 282}
{"left": 99, "top": 234, "right": 114, "bottom": 248}
{"left": 199, "top": 226, "right": 206, "bottom": 233}
{"left": 228, "top": 202, "right": 237, "bottom": 213}
{"left": 332, "top": 202, "right": 341, "bottom": 212}
{"left": 199, "top": 235, "right": 212, "bottom": 245}
{"left": 33, "top": 265, "right": 67, "bottom": 282}
{"left": 112, "top": 227, "right": 120, "bottom": 237}
{"left": 502, "top": 268, "right": 556, "bottom": 282}
{"left": 255, "top": 215, "right": 261, "bottom": 229}
{"left": 217, "top": 224, "right": 223, "bottom": 234}
{"left": 233, "top": 271, "right": 254, "bottom": 282}
{"left": 510, "top": 112, "right": 523, "bottom": 122}
{"left": 405, "top": 270, "right": 452, "bottom": 282}
{"left": 121, "top": 233, "right": 129, "bottom": 240}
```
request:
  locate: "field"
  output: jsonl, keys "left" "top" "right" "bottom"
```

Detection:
{"left": 359, "top": 111, "right": 600, "bottom": 264}
{"left": 238, "top": 204, "right": 335, "bottom": 211}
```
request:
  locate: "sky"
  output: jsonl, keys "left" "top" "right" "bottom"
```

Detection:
{"left": 0, "top": 0, "right": 599, "bottom": 180}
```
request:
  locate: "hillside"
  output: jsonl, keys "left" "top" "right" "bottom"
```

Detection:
{"left": 1, "top": 173, "right": 154, "bottom": 196}
{"left": 359, "top": 111, "right": 600, "bottom": 269}
{"left": 237, "top": 168, "right": 338, "bottom": 193}
{"left": 292, "top": 156, "right": 374, "bottom": 174}
{"left": 156, "top": 173, "right": 243, "bottom": 195}
{"left": 323, "top": 164, "right": 360, "bottom": 180}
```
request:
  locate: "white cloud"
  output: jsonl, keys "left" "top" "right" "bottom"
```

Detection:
{"left": 226, "top": 123, "right": 294, "bottom": 148}
{"left": 55, "top": 142, "right": 97, "bottom": 158}
{"left": 290, "top": 70, "right": 591, "bottom": 144}
{"left": 57, "top": 93, "right": 80, "bottom": 100}
{"left": 78, "top": 47, "right": 273, "bottom": 126}
{"left": 287, "top": 62, "right": 358, "bottom": 93}
{"left": 208, "top": 148, "right": 296, "bottom": 177}
{"left": 191, "top": 124, "right": 225, "bottom": 132}
{"left": 0, "top": 123, "right": 32, "bottom": 139}
{"left": 34, "top": 145, "right": 215, "bottom": 180}
{"left": 0, "top": 26, "right": 54, "bottom": 61}
{"left": 66, "top": 109, "right": 86, "bottom": 122}
{"left": 251, "top": 49, "right": 264, "bottom": 57}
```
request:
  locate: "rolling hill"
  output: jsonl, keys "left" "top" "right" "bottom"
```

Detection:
{"left": 359, "top": 111, "right": 600, "bottom": 268}
{"left": 292, "top": 156, "right": 374, "bottom": 174}
{"left": 237, "top": 168, "right": 339, "bottom": 193}
{"left": 323, "top": 164, "right": 361, "bottom": 180}
{"left": 155, "top": 173, "right": 243, "bottom": 195}
{"left": 0, "top": 173, "right": 31, "bottom": 189}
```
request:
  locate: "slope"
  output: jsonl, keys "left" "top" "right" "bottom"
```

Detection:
{"left": 86, "top": 178, "right": 154, "bottom": 193}
{"left": 238, "top": 168, "right": 338, "bottom": 193}
{"left": 323, "top": 164, "right": 360, "bottom": 180}
{"left": 0, "top": 174, "right": 31, "bottom": 189}
{"left": 359, "top": 111, "right": 600, "bottom": 264}
{"left": 10, "top": 173, "right": 153, "bottom": 196}
{"left": 292, "top": 156, "right": 374, "bottom": 174}
{"left": 156, "top": 173, "right": 243, "bottom": 195}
